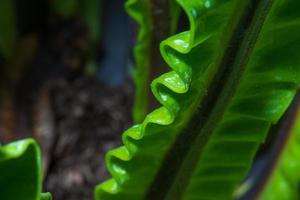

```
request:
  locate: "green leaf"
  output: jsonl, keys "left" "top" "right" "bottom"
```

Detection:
{"left": 0, "top": 139, "right": 49, "bottom": 200}
{"left": 126, "top": 0, "right": 180, "bottom": 122}
{"left": 96, "top": 0, "right": 300, "bottom": 199}
{"left": 0, "top": 0, "right": 17, "bottom": 60}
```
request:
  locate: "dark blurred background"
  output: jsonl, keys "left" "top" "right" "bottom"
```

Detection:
{"left": 0, "top": 0, "right": 134, "bottom": 199}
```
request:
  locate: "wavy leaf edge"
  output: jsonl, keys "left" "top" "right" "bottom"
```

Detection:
{"left": 95, "top": 0, "right": 195, "bottom": 196}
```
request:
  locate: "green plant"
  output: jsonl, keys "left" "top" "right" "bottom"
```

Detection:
{"left": 1, "top": 0, "right": 300, "bottom": 199}
{"left": 96, "top": 0, "right": 300, "bottom": 199}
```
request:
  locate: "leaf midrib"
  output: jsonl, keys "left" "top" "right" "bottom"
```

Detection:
{"left": 145, "top": 0, "right": 274, "bottom": 199}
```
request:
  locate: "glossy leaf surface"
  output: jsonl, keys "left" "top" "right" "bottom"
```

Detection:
{"left": 0, "top": 139, "right": 48, "bottom": 200}
{"left": 96, "top": 0, "right": 300, "bottom": 199}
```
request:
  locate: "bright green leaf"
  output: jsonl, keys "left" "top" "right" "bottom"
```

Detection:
{"left": 0, "top": 139, "right": 50, "bottom": 200}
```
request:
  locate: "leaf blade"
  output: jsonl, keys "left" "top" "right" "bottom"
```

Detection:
{"left": 96, "top": 0, "right": 300, "bottom": 199}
